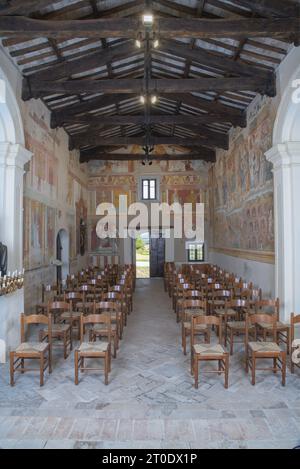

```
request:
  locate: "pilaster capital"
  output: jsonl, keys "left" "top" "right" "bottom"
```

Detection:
{"left": 0, "top": 142, "right": 32, "bottom": 169}
{"left": 265, "top": 142, "right": 300, "bottom": 170}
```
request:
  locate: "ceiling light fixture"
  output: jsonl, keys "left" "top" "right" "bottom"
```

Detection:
{"left": 143, "top": 13, "right": 153, "bottom": 25}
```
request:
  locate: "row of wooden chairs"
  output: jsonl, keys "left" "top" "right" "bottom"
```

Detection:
{"left": 164, "top": 263, "right": 300, "bottom": 389}
{"left": 10, "top": 265, "right": 135, "bottom": 387}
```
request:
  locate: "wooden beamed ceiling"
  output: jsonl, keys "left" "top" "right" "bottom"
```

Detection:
{"left": 0, "top": 0, "right": 298, "bottom": 162}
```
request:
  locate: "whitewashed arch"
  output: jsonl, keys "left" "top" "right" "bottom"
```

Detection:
{"left": 0, "top": 65, "right": 25, "bottom": 145}
{"left": 265, "top": 46, "right": 300, "bottom": 321}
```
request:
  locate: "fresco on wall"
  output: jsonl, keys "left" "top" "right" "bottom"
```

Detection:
{"left": 212, "top": 101, "right": 276, "bottom": 252}
{"left": 45, "top": 206, "right": 56, "bottom": 261}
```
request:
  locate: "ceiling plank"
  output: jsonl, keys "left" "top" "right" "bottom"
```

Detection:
{"left": 24, "top": 40, "right": 136, "bottom": 80}
{"left": 70, "top": 134, "right": 229, "bottom": 151}
{"left": 23, "top": 76, "right": 276, "bottom": 100}
{"left": 159, "top": 39, "right": 271, "bottom": 79}
{"left": 0, "top": 17, "right": 299, "bottom": 40}
{"left": 229, "top": 0, "right": 300, "bottom": 18}
{"left": 0, "top": 0, "right": 53, "bottom": 15}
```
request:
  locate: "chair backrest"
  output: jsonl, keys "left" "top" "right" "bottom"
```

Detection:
{"left": 291, "top": 313, "right": 300, "bottom": 343}
{"left": 255, "top": 298, "right": 280, "bottom": 319}
{"left": 20, "top": 312, "right": 52, "bottom": 343}
{"left": 213, "top": 289, "right": 231, "bottom": 300}
{"left": 48, "top": 301, "right": 71, "bottom": 314}
{"left": 245, "top": 313, "right": 277, "bottom": 343}
{"left": 226, "top": 298, "right": 249, "bottom": 312}
{"left": 94, "top": 301, "right": 118, "bottom": 313}
{"left": 191, "top": 315, "right": 222, "bottom": 343}
{"left": 182, "top": 299, "right": 206, "bottom": 316}
{"left": 42, "top": 283, "right": 58, "bottom": 302}
{"left": 80, "top": 313, "right": 112, "bottom": 343}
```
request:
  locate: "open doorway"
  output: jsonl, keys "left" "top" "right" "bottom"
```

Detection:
{"left": 135, "top": 231, "right": 150, "bottom": 278}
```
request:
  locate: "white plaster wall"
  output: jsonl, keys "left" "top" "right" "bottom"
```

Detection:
{"left": 209, "top": 251, "right": 275, "bottom": 297}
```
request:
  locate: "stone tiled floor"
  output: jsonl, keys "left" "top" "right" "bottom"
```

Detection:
{"left": 0, "top": 278, "right": 300, "bottom": 449}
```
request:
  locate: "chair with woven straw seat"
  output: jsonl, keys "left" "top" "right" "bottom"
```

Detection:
{"left": 225, "top": 299, "right": 256, "bottom": 354}
{"left": 75, "top": 313, "right": 112, "bottom": 385}
{"left": 10, "top": 313, "right": 52, "bottom": 387}
{"left": 40, "top": 302, "right": 72, "bottom": 359}
{"left": 181, "top": 299, "right": 208, "bottom": 355}
{"left": 36, "top": 283, "right": 59, "bottom": 313}
{"left": 94, "top": 301, "right": 122, "bottom": 342}
{"left": 191, "top": 315, "right": 229, "bottom": 389}
{"left": 245, "top": 313, "right": 286, "bottom": 386}
{"left": 290, "top": 313, "right": 300, "bottom": 374}
{"left": 207, "top": 285, "right": 226, "bottom": 314}
{"left": 63, "top": 293, "right": 83, "bottom": 339}
{"left": 177, "top": 289, "right": 203, "bottom": 323}
{"left": 255, "top": 299, "right": 290, "bottom": 354}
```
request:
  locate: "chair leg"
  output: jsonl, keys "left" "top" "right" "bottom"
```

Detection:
{"left": 251, "top": 354, "right": 256, "bottom": 385}
{"left": 225, "top": 355, "right": 229, "bottom": 389}
{"left": 40, "top": 353, "right": 44, "bottom": 387}
{"left": 63, "top": 333, "right": 67, "bottom": 359}
{"left": 75, "top": 350, "right": 79, "bottom": 385}
{"left": 49, "top": 346, "right": 52, "bottom": 374}
{"left": 194, "top": 356, "right": 199, "bottom": 389}
{"left": 21, "top": 358, "right": 25, "bottom": 374}
{"left": 281, "top": 352, "right": 286, "bottom": 386}
{"left": 182, "top": 326, "right": 186, "bottom": 356}
{"left": 104, "top": 353, "right": 109, "bottom": 385}
{"left": 273, "top": 357, "right": 277, "bottom": 373}
{"left": 113, "top": 335, "right": 117, "bottom": 358}
{"left": 230, "top": 330, "right": 234, "bottom": 356}
{"left": 191, "top": 346, "right": 194, "bottom": 375}
{"left": 286, "top": 329, "right": 290, "bottom": 355}
{"left": 10, "top": 352, "right": 15, "bottom": 386}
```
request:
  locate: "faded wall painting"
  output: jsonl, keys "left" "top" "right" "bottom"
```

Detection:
{"left": 212, "top": 100, "right": 276, "bottom": 252}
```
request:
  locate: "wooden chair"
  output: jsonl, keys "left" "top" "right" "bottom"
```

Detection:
{"left": 10, "top": 313, "right": 52, "bottom": 387}
{"left": 255, "top": 299, "right": 290, "bottom": 354}
{"left": 291, "top": 313, "right": 300, "bottom": 374}
{"left": 41, "top": 302, "right": 72, "bottom": 359}
{"left": 75, "top": 313, "right": 112, "bottom": 385}
{"left": 245, "top": 313, "right": 286, "bottom": 386}
{"left": 94, "top": 301, "right": 121, "bottom": 345}
{"left": 191, "top": 315, "right": 229, "bottom": 389}
{"left": 182, "top": 299, "right": 209, "bottom": 355}
{"left": 177, "top": 289, "right": 203, "bottom": 323}
{"left": 63, "top": 293, "right": 83, "bottom": 339}
{"left": 225, "top": 299, "right": 256, "bottom": 354}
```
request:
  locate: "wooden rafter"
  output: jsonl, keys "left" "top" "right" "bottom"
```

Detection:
{"left": 0, "top": 17, "right": 299, "bottom": 41}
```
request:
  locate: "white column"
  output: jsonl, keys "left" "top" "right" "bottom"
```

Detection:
{"left": 0, "top": 142, "right": 32, "bottom": 273}
{"left": 266, "top": 142, "right": 300, "bottom": 321}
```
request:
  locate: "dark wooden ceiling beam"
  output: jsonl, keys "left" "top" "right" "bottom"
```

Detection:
{"left": 70, "top": 134, "right": 228, "bottom": 151}
{"left": 80, "top": 151, "right": 216, "bottom": 163}
{"left": 52, "top": 113, "right": 229, "bottom": 128}
{"left": 23, "top": 75, "right": 276, "bottom": 100}
{"left": 0, "top": 17, "right": 299, "bottom": 40}
{"left": 50, "top": 93, "right": 246, "bottom": 128}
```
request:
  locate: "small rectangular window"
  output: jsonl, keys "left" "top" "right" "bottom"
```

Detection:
{"left": 142, "top": 179, "right": 157, "bottom": 200}
{"left": 187, "top": 243, "right": 204, "bottom": 262}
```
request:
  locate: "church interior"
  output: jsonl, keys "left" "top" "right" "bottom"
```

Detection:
{"left": 0, "top": 0, "right": 300, "bottom": 450}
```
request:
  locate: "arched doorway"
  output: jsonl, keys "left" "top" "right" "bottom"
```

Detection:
{"left": 56, "top": 229, "right": 69, "bottom": 283}
{"left": 265, "top": 46, "right": 300, "bottom": 321}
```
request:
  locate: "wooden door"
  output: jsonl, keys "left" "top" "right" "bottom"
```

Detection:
{"left": 150, "top": 236, "right": 165, "bottom": 277}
